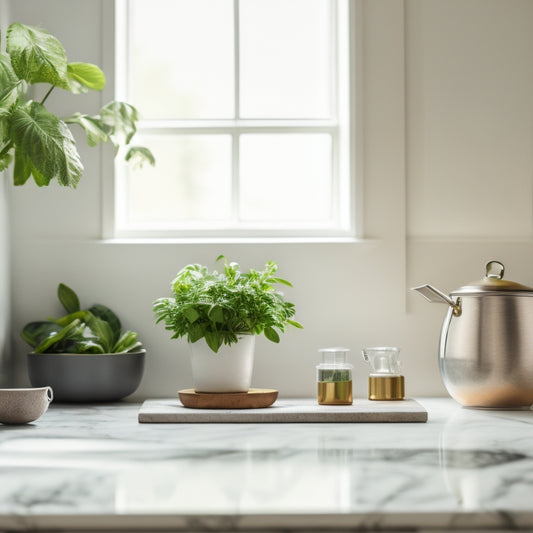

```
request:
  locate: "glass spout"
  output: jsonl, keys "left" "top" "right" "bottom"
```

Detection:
{"left": 362, "top": 346, "right": 401, "bottom": 376}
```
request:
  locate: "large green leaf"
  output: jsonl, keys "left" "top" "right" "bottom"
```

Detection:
{"left": 13, "top": 146, "right": 32, "bottom": 186}
{"left": 0, "top": 53, "right": 25, "bottom": 110}
{"left": 88, "top": 304, "right": 121, "bottom": 344}
{"left": 33, "top": 318, "right": 84, "bottom": 353}
{"left": 53, "top": 310, "right": 90, "bottom": 327}
{"left": 6, "top": 23, "right": 69, "bottom": 88}
{"left": 21, "top": 321, "right": 61, "bottom": 348}
{"left": 99, "top": 101, "right": 138, "bottom": 145}
{"left": 0, "top": 53, "right": 17, "bottom": 86}
{"left": 10, "top": 101, "right": 83, "bottom": 187}
{"left": 69, "top": 340, "right": 106, "bottom": 354}
{"left": 28, "top": 161, "right": 49, "bottom": 187}
{"left": 0, "top": 55, "right": 22, "bottom": 153}
{"left": 112, "top": 330, "right": 143, "bottom": 353}
{"left": 85, "top": 314, "right": 114, "bottom": 353}
{"left": 58, "top": 282, "right": 80, "bottom": 313}
{"left": 125, "top": 146, "right": 155, "bottom": 169}
{"left": 64, "top": 113, "right": 109, "bottom": 147}
{"left": 0, "top": 79, "right": 24, "bottom": 109}
{"left": 67, "top": 62, "right": 106, "bottom": 92}
{"left": 0, "top": 152, "right": 12, "bottom": 172}
{"left": 0, "top": 109, "right": 11, "bottom": 150}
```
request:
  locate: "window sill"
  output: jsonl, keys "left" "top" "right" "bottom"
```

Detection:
{"left": 99, "top": 236, "right": 375, "bottom": 245}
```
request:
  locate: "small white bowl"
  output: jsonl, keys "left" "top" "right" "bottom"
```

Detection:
{"left": 0, "top": 387, "right": 53, "bottom": 424}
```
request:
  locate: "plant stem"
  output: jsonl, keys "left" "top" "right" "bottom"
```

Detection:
{"left": 40, "top": 86, "right": 55, "bottom": 105}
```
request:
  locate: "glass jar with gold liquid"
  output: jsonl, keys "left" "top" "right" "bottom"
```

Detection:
{"left": 316, "top": 347, "right": 353, "bottom": 405}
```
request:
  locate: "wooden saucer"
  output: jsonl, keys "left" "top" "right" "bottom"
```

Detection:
{"left": 178, "top": 388, "right": 278, "bottom": 409}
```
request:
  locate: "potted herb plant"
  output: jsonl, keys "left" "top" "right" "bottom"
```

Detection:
{"left": 0, "top": 22, "right": 154, "bottom": 187}
{"left": 153, "top": 256, "right": 302, "bottom": 393}
{"left": 21, "top": 283, "right": 145, "bottom": 402}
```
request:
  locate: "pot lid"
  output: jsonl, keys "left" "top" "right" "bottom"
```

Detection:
{"left": 450, "top": 260, "right": 533, "bottom": 295}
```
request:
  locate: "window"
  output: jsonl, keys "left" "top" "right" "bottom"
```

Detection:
{"left": 112, "top": 0, "right": 353, "bottom": 239}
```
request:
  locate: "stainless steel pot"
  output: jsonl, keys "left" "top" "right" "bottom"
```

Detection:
{"left": 412, "top": 260, "right": 533, "bottom": 408}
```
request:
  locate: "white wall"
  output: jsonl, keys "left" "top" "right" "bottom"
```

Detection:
{"left": 0, "top": 176, "right": 9, "bottom": 386}
{"left": 405, "top": 0, "right": 533, "bottom": 388}
{"left": 6, "top": 0, "right": 533, "bottom": 401}
{"left": 0, "top": 0, "right": 11, "bottom": 386}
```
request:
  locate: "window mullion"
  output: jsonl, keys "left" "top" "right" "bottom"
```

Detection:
{"left": 330, "top": 0, "right": 338, "bottom": 120}
{"left": 232, "top": 0, "right": 241, "bottom": 223}
{"left": 330, "top": 0, "right": 340, "bottom": 226}
{"left": 234, "top": 0, "right": 240, "bottom": 120}
{"left": 232, "top": 132, "right": 240, "bottom": 224}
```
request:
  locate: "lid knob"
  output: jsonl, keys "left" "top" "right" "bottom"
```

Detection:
{"left": 485, "top": 260, "right": 505, "bottom": 280}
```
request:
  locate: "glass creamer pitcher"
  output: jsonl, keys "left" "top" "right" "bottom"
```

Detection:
{"left": 361, "top": 347, "right": 405, "bottom": 400}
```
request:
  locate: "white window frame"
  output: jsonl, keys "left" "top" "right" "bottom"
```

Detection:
{"left": 102, "top": 0, "right": 361, "bottom": 242}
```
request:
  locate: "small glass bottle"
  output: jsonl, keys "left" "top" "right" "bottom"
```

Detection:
{"left": 316, "top": 348, "right": 353, "bottom": 405}
{"left": 361, "top": 347, "right": 405, "bottom": 400}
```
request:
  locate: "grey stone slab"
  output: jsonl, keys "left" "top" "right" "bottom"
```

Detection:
{"left": 138, "top": 397, "right": 428, "bottom": 423}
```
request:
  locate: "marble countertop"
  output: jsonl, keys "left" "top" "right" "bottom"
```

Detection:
{"left": 0, "top": 398, "right": 532, "bottom": 532}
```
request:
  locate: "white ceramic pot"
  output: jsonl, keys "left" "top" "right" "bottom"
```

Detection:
{"left": 189, "top": 335, "right": 255, "bottom": 393}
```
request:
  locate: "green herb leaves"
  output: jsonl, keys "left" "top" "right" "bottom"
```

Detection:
{"left": 0, "top": 22, "right": 154, "bottom": 188}
{"left": 21, "top": 283, "right": 143, "bottom": 354}
{"left": 153, "top": 258, "right": 303, "bottom": 353}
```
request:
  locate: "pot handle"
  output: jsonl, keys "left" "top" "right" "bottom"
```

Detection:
{"left": 411, "top": 284, "right": 462, "bottom": 316}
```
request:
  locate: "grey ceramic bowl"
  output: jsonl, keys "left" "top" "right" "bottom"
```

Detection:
{"left": 0, "top": 387, "right": 53, "bottom": 424}
{"left": 27, "top": 350, "right": 145, "bottom": 402}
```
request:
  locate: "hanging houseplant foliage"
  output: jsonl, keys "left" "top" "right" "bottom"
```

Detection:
{"left": 0, "top": 22, "right": 154, "bottom": 188}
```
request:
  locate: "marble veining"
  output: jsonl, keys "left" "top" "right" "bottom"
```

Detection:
{"left": 0, "top": 398, "right": 531, "bottom": 531}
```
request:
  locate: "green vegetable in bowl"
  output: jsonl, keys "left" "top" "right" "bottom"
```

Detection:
{"left": 21, "top": 283, "right": 143, "bottom": 354}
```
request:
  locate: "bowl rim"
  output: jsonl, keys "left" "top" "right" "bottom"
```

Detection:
{"left": 0, "top": 386, "right": 51, "bottom": 392}
{"left": 27, "top": 349, "right": 146, "bottom": 357}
